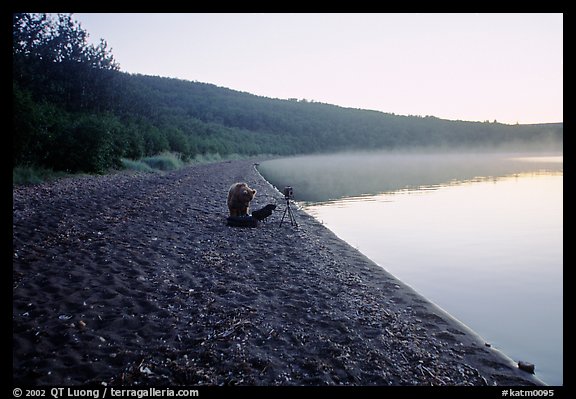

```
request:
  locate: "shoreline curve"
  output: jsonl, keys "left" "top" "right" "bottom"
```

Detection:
{"left": 13, "top": 158, "right": 544, "bottom": 386}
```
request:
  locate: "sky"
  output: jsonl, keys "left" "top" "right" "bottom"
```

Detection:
{"left": 72, "top": 13, "right": 563, "bottom": 125}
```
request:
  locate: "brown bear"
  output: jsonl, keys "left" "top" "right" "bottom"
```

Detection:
{"left": 227, "top": 182, "right": 257, "bottom": 217}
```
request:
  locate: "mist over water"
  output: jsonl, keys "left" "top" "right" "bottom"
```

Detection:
{"left": 258, "top": 149, "right": 562, "bottom": 203}
{"left": 258, "top": 150, "right": 563, "bottom": 385}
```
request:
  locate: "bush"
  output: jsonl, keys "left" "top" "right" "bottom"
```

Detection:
{"left": 13, "top": 166, "right": 68, "bottom": 185}
{"left": 120, "top": 158, "right": 155, "bottom": 173}
{"left": 45, "top": 114, "right": 123, "bottom": 174}
{"left": 141, "top": 152, "right": 184, "bottom": 171}
{"left": 191, "top": 153, "right": 222, "bottom": 163}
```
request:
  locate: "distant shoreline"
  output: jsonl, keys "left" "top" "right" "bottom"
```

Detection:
{"left": 13, "top": 159, "right": 544, "bottom": 386}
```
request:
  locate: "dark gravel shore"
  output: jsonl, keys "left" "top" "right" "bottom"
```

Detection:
{"left": 12, "top": 159, "right": 544, "bottom": 386}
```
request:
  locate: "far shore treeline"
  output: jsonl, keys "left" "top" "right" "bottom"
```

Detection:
{"left": 13, "top": 13, "right": 563, "bottom": 175}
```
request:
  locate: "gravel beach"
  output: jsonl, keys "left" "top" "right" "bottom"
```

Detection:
{"left": 12, "top": 159, "right": 544, "bottom": 386}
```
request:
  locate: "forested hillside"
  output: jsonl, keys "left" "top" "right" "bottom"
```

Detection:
{"left": 13, "top": 13, "right": 563, "bottom": 174}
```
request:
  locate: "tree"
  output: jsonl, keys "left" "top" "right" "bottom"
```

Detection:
{"left": 13, "top": 13, "right": 119, "bottom": 111}
{"left": 13, "top": 13, "right": 124, "bottom": 172}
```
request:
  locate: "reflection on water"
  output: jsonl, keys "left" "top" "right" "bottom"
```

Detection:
{"left": 259, "top": 152, "right": 563, "bottom": 385}
{"left": 258, "top": 151, "right": 562, "bottom": 202}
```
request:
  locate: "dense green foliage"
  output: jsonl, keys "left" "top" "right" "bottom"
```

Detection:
{"left": 13, "top": 13, "right": 563, "bottom": 174}
{"left": 12, "top": 165, "right": 70, "bottom": 186}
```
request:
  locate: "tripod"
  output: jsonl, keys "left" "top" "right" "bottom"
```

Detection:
{"left": 279, "top": 196, "right": 298, "bottom": 227}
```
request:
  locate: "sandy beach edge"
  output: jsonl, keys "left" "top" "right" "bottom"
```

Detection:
{"left": 12, "top": 158, "right": 547, "bottom": 387}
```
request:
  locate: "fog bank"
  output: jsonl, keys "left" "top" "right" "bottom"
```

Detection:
{"left": 258, "top": 149, "right": 563, "bottom": 202}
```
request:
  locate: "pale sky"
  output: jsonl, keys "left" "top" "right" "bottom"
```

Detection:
{"left": 73, "top": 13, "right": 563, "bottom": 125}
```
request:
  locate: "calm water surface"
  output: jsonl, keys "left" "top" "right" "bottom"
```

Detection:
{"left": 259, "top": 152, "right": 563, "bottom": 385}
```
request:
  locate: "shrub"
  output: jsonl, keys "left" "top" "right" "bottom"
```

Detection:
{"left": 45, "top": 114, "right": 123, "bottom": 174}
{"left": 141, "top": 152, "right": 184, "bottom": 171}
{"left": 13, "top": 166, "right": 68, "bottom": 185}
{"left": 191, "top": 152, "right": 222, "bottom": 163}
{"left": 120, "top": 158, "right": 155, "bottom": 173}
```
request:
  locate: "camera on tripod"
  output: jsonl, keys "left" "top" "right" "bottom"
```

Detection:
{"left": 280, "top": 186, "right": 297, "bottom": 227}
{"left": 283, "top": 186, "right": 293, "bottom": 199}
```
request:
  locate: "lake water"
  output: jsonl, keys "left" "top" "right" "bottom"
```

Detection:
{"left": 258, "top": 151, "right": 563, "bottom": 386}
